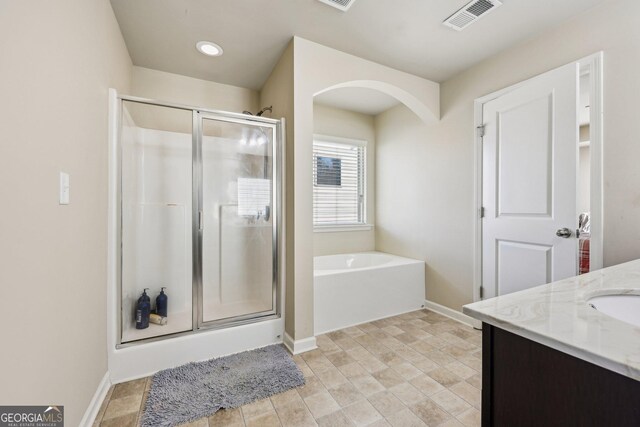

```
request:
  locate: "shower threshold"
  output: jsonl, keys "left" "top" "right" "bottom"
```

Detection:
{"left": 203, "top": 299, "right": 273, "bottom": 323}
{"left": 120, "top": 300, "right": 279, "bottom": 346}
{"left": 122, "top": 309, "right": 192, "bottom": 343}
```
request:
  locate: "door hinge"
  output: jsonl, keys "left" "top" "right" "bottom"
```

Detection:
{"left": 480, "top": 207, "right": 485, "bottom": 218}
{"left": 479, "top": 286, "right": 484, "bottom": 299}
{"left": 476, "top": 125, "right": 486, "bottom": 138}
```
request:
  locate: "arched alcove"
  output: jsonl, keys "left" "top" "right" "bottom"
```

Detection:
{"left": 310, "top": 82, "right": 433, "bottom": 336}
{"left": 276, "top": 37, "right": 441, "bottom": 353}
{"left": 314, "top": 80, "right": 437, "bottom": 125}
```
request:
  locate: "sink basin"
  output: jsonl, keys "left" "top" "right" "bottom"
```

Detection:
{"left": 589, "top": 294, "right": 640, "bottom": 328}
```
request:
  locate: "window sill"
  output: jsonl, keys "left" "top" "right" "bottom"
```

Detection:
{"left": 313, "top": 224, "right": 373, "bottom": 233}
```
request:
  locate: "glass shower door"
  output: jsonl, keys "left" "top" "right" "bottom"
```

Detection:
{"left": 197, "top": 114, "right": 277, "bottom": 326}
{"left": 120, "top": 101, "right": 194, "bottom": 343}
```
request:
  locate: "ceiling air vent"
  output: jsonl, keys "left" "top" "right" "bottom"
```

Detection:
{"left": 443, "top": 0, "right": 503, "bottom": 31}
{"left": 317, "top": 0, "right": 357, "bottom": 12}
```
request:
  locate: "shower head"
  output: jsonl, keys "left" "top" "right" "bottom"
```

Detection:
{"left": 242, "top": 106, "right": 272, "bottom": 116}
{"left": 256, "top": 106, "right": 272, "bottom": 117}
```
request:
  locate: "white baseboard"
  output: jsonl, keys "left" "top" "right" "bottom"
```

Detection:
{"left": 283, "top": 332, "right": 317, "bottom": 355}
{"left": 80, "top": 372, "right": 111, "bottom": 427}
{"left": 424, "top": 300, "right": 482, "bottom": 329}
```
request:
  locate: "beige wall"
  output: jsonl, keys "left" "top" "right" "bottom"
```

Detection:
{"left": 0, "top": 0, "right": 131, "bottom": 424}
{"left": 376, "top": 0, "right": 640, "bottom": 311}
{"left": 375, "top": 104, "right": 472, "bottom": 307}
{"left": 260, "top": 42, "right": 295, "bottom": 339}
{"left": 312, "top": 104, "right": 376, "bottom": 256}
{"left": 292, "top": 37, "right": 440, "bottom": 340}
{"left": 131, "top": 66, "right": 259, "bottom": 114}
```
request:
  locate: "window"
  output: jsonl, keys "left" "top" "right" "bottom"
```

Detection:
{"left": 313, "top": 135, "right": 366, "bottom": 227}
{"left": 316, "top": 156, "right": 342, "bottom": 187}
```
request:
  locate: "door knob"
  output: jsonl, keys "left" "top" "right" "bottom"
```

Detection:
{"left": 556, "top": 228, "right": 573, "bottom": 238}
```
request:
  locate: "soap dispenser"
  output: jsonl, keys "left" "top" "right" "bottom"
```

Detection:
{"left": 156, "top": 287, "right": 168, "bottom": 317}
{"left": 135, "top": 288, "right": 151, "bottom": 329}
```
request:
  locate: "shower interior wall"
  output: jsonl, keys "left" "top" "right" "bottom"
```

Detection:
{"left": 107, "top": 66, "right": 283, "bottom": 382}
{"left": 120, "top": 88, "right": 275, "bottom": 343}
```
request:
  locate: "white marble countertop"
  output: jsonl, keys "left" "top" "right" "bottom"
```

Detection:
{"left": 463, "top": 259, "right": 640, "bottom": 381}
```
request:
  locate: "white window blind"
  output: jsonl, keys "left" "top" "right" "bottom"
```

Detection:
{"left": 237, "top": 177, "right": 271, "bottom": 217}
{"left": 313, "top": 136, "right": 366, "bottom": 226}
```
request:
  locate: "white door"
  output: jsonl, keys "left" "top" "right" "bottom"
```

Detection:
{"left": 482, "top": 63, "right": 579, "bottom": 299}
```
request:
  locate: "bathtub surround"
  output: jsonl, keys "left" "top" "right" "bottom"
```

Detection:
{"left": 314, "top": 252, "right": 425, "bottom": 334}
{"left": 312, "top": 105, "right": 376, "bottom": 256}
{"left": 141, "top": 345, "right": 304, "bottom": 427}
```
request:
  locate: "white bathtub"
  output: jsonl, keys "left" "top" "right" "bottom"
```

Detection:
{"left": 314, "top": 251, "right": 425, "bottom": 334}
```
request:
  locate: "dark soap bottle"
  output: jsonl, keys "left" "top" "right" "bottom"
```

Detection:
{"left": 156, "top": 287, "right": 168, "bottom": 317}
{"left": 135, "top": 288, "right": 151, "bottom": 329}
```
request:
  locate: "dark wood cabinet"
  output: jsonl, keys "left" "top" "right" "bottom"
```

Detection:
{"left": 481, "top": 323, "right": 640, "bottom": 427}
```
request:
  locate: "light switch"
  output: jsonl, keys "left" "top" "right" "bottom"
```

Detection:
{"left": 59, "top": 172, "right": 70, "bottom": 205}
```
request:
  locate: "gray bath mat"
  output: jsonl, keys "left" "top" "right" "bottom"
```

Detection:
{"left": 140, "top": 344, "right": 305, "bottom": 427}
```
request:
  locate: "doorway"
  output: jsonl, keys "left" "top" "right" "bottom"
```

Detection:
{"left": 473, "top": 53, "right": 603, "bottom": 301}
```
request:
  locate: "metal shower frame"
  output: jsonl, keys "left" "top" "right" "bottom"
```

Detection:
{"left": 115, "top": 94, "right": 284, "bottom": 348}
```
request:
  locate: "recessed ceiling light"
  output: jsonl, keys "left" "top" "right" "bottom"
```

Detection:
{"left": 196, "top": 41, "right": 223, "bottom": 57}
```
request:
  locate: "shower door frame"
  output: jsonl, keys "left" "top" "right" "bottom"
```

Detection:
{"left": 115, "top": 94, "right": 283, "bottom": 347}
{"left": 194, "top": 111, "right": 281, "bottom": 330}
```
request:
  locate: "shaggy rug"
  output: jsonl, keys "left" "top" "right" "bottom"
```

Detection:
{"left": 140, "top": 345, "right": 305, "bottom": 427}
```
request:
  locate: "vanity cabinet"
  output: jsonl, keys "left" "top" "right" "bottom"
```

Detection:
{"left": 481, "top": 324, "right": 640, "bottom": 427}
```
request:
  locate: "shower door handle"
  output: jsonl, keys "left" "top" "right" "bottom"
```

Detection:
{"left": 199, "top": 210, "right": 203, "bottom": 231}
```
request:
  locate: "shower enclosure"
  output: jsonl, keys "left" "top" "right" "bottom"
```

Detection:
{"left": 116, "top": 95, "right": 282, "bottom": 345}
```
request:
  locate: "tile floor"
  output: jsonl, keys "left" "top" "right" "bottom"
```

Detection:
{"left": 93, "top": 309, "right": 482, "bottom": 427}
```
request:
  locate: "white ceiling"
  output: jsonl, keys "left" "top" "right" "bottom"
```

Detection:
{"left": 110, "top": 0, "right": 606, "bottom": 90}
{"left": 314, "top": 87, "right": 400, "bottom": 116}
